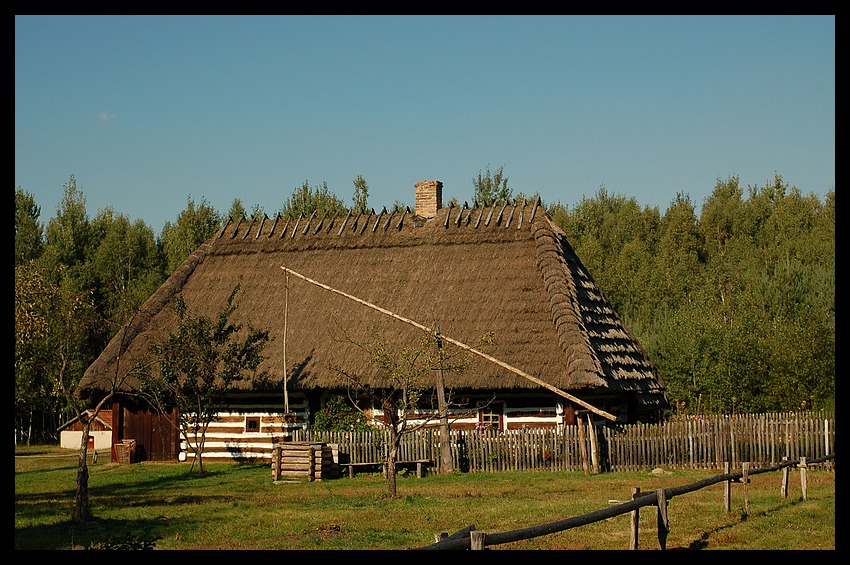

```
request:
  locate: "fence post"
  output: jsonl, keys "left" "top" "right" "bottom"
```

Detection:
{"left": 630, "top": 487, "right": 640, "bottom": 550}
{"left": 470, "top": 530, "right": 486, "bottom": 550}
{"left": 656, "top": 488, "right": 669, "bottom": 550}
{"left": 588, "top": 414, "right": 600, "bottom": 474}
{"left": 272, "top": 446, "right": 280, "bottom": 481}
{"left": 824, "top": 420, "right": 830, "bottom": 467}
{"left": 578, "top": 416, "right": 590, "bottom": 475}
{"left": 781, "top": 456, "right": 790, "bottom": 498}
{"left": 742, "top": 462, "right": 750, "bottom": 516}
{"left": 723, "top": 462, "right": 731, "bottom": 512}
{"left": 799, "top": 456, "right": 808, "bottom": 500}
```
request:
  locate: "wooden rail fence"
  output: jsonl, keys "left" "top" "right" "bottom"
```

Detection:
{"left": 291, "top": 412, "right": 834, "bottom": 475}
{"left": 410, "top": 453, "right": 835, "bottom": 550}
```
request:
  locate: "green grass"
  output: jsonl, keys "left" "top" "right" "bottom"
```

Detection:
{"left": 15, "top": 445, "right": 835, "bottom": 550}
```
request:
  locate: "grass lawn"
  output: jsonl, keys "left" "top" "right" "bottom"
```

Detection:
{"left": 15, "top": 445, "right": 835, "bottom": 550}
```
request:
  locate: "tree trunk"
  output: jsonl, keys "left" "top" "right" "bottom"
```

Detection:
{"left": 435, "top": 330, "right": 453, "bottom": 474}
{"left": 197, "top": 425, "right": 207, "bottom": 474}
{"left": 72, "top": 419, "right": 91, "bottom": 522}
{"left": 436, "top": 368, "right": 453, "bottom": 474}
{"left": 387, "top": 427, "right": 400, "bottom": 498}
{"left": 197, "top": 441, "right": 204, "bottom": 474}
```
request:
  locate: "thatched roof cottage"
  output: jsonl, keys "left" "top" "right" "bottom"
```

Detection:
{"left": 77, "top": 180, "right": 667, "bottom": 462}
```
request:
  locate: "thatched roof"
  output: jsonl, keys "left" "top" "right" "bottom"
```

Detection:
{"left": 78, "top": 198, "right": 666, "bottom": 412}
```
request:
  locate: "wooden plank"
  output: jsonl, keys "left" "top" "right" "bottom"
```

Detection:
{"left": 656, "top": 488, "right": 669, "bottom": 550}
{"left": 630, "top": 487, "right": 640, "bottom": 550}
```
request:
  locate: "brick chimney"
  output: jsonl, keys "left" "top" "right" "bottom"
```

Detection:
{"left": 415, "top": 180, "right": 443, "bottom": 219}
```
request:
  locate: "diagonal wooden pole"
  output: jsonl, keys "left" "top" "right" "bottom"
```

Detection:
{"left": 283, "top": 271, "right": 290, "bottom": 414}
{"left": 280, "top": 265, "right": 617, "bottom": 421}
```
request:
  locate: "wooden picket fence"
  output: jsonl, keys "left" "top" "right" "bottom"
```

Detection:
{"left": 292, "top": 411, "right": 834, "bottom": 474}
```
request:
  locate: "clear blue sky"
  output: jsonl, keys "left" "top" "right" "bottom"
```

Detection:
{"left": 15, "top": 15, "right": 835, "bottom": 236}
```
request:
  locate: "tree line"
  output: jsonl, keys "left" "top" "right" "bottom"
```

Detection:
{"left": 14, "top": 167, "right": 834, "bottom": 445}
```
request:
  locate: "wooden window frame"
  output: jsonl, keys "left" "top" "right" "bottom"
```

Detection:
{"left": 245, "top": 416, "right": 261, "bottom": 433}
{"left": 479, "top": 403, "right": 504, "bottom": 431}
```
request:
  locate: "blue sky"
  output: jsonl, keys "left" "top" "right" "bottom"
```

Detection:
{"left": 15, "top": 15, "right": 835, "bottom": 235}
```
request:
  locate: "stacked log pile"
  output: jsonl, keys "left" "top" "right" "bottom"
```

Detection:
{"left": 271, "top": 442, "right": 338, "bottom": 481}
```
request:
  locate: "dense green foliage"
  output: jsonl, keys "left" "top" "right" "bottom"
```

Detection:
{"left": 313, "top": 395, "right": 375, "bottom": 432}
{"left": 279, "top": 179, "right": 349, "bottom": 217}
{"left": 14, "top": 171, "right": 834, "bottom": 446}
{"left": 473, "top": 164, "right": 513, "bottom": 204}
{"left": 549, "top": 175, "right": 834, "bottom": 415}
{"left": 159, "top": 196, "right": 222, "bottom": 273}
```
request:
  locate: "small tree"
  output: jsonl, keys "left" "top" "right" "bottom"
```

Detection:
{"left": 334, "top": 327, "right": 484, "bottom": 497}
{"left": 473, "top": 164, "right": 512, "bottom": 205}
{"left": 351, "top": 174, "right": 369, "bottom": 216}
{"left": 280, "top": 180, "right": 348, "bottom": 218}
{"left": 142, "top": 284, "right": 270, "bottom": 474}
{"left": 361, "top": 331, "right": 435, "bottom": 498}
{"left": 313, "top": 395, "right": 374, "bottom": 432}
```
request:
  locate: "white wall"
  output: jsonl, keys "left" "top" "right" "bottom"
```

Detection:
{"left": 60, "top": 430, "right": 112, "bottom": 450}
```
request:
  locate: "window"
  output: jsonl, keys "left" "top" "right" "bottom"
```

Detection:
{"left": 479, "top": 404, "right": 503, "bottom": 430}
{"left": 245, "top": 417, "right": 261, "bottom": 433}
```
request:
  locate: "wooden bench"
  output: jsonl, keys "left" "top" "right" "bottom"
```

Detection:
{"left": 388, "top": 459, "right": 433, "bottom": 478}
{"left": 341, "top": 459, "right": 433, "bottom": 478}
{"left": 340, "top": 462, "right": 381, "bottom": 478}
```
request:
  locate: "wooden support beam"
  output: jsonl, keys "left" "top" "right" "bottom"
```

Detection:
{"left": 280, "top": 266, "right": 618, "bottom": 422}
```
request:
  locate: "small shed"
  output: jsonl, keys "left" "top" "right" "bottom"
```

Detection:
{"left": 57, "top": 409, "right": 113, "bottom": 450}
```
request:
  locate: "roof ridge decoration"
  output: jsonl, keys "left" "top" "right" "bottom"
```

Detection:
{"left": 359, "top": 211, "right": 371, "bottom": 235}
{"left": 337, "top": 211, "right": 351, "bottom": 236}
{"left": 242, "top": 217, "right": 254, "bottom": 239}
{"left": 268, "top": 213, "right": 280, "bottom": 238}
{"left": 218, "top": 197, "right": 546, "bottom": 245}
{"left": 496, "top": 201, "right": 508, "bottom": 225}
{"left": 255, "top": 214, "right": 268, "bottom": 239}
{"left": 229, "top": 216, "right": 244, "bottom": 239}
{"left": 485, "top": 204, "right": 495, "bottom": 226}
{"left": 505, "top": 204, "right": 515, "bottom": 228}
{"left": 313, "top": 212, "right": 326, "bottom": 235}
{"left": 302, "top": 211, "right": 316, "bottom": 235}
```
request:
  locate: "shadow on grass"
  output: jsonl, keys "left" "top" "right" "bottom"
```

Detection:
{"left": 16, "top": 463, "right": 268, "bottom": 549}
{"left": 682, "top": 497, "right": 811, "bottom": 550}
{"left": 15, "top": 516, "right": 181, "bottom": 550}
